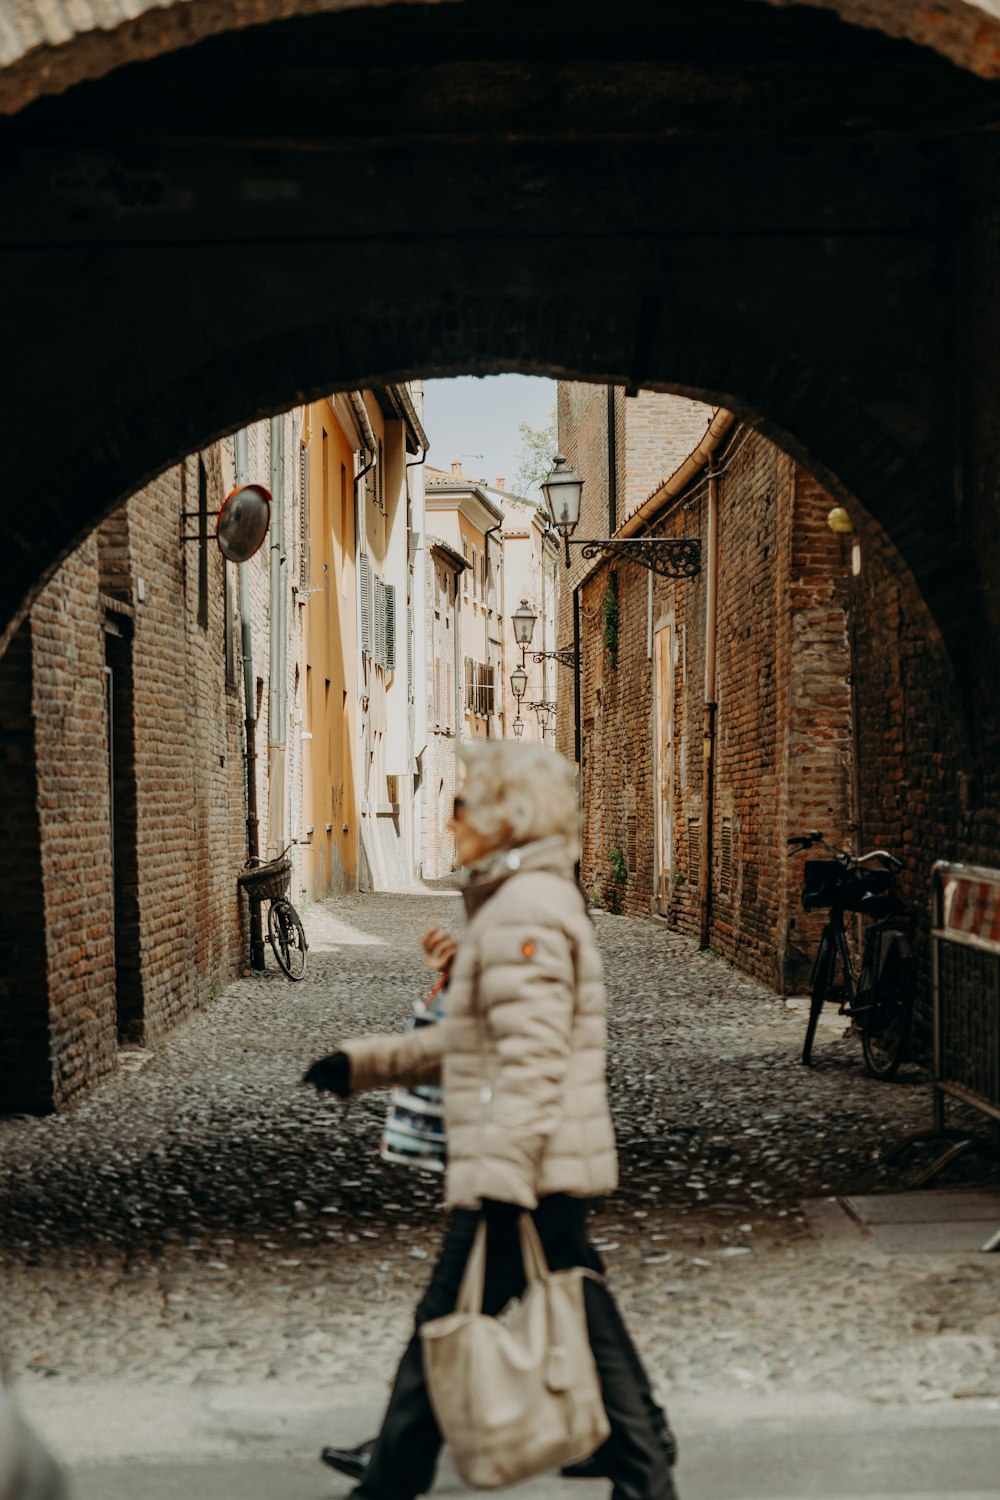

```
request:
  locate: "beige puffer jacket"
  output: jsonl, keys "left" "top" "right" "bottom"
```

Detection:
{"left": 341, "top": 837, "right": 618, "bottom": 1209}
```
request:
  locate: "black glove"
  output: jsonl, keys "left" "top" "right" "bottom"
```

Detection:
{"left": 303, "top": 1051, "right": 352, "bottom": 1097}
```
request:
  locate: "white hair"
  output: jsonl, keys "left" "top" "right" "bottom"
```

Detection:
{"left": 458, "top": 740, "right": 581, "bottom": 861}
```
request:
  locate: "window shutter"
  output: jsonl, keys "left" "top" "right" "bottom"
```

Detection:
{"left": 299, "top": 445, "right": 310, "bottom": 588}
{"left": 373, "top": 575, "right": 385, "bottom": 668}
{"left": 360, "top": 552, "right": 372, "bottom": 655}
{"left": 485, "top": 663, "right": 494, "bottom": 715}
{"left": 464, "top": 656, "right": 473, "bottom": 712}
{"left": 406, "top": 593, "right": 413, "bottom": 696}
{"left": 385, "top": 583, "right": 396, "bottom": 671}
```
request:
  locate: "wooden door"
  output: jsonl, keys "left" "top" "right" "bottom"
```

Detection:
{"left": 653, "top": 624, "right": 674, "bottom": 914}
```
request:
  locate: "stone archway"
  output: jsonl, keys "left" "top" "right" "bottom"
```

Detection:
{"left": 3, "top": 0, "right": 1000, "bottom": 115}
{"left": 1, "top": 0, "right": 999, "bottom": 837}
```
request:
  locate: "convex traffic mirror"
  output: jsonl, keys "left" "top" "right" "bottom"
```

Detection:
{"left": 216, "top": 483, "right": 272, "bottom": 563}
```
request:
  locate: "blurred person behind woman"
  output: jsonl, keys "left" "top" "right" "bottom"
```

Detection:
{"left": 304, "top": 740, "right": 678, "bottom": 1500}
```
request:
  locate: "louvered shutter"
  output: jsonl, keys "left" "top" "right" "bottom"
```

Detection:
{"left": 385, "top": 584, "right": 396, "bottom": 671}
{"left": 360, "top": 553, "right": 372, "bottom": 655}
{"left": 464, "top": 656, "right": 473, "bottom": 713}
{"left": 374, "top": 576, "right": 385, "bottom": 668}
{"left": 299, "top": 445, "right": 310, "bottom": 588}
{"left": 406, "top": 593, "right": 413, "bottom": 698}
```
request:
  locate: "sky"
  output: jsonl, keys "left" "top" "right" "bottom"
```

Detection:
{"left": 422, "top": 375, "right": 556, "bottom": 497}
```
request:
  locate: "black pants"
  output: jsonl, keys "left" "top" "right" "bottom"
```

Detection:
{"left": 353, "top": 1197, "right": 678, "bottom": 1500}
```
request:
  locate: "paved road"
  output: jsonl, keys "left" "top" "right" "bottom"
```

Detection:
{"left": 3, "top": 889, "right": 1000, "bottom": 1489}
{"left": 62, "top": 1408, "right": 1000, "bottom": 1500}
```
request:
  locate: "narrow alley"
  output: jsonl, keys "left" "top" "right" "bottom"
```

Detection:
{"left": 2, "top": 894, "right": 998, "bottom": 1497}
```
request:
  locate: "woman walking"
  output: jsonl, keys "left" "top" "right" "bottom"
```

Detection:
{"left": 304, "top": 741, "right": 678, "bottom": 1500}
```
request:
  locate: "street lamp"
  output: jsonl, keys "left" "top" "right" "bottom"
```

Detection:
{"left": 541, "top": 454, "right": 583, "bottom": 565}
{"left": 512, "top": 599, "right": 538, "bottom": 651}
{"left": 510, "top": 664, "right": 527, "bottom": 701}
{"left": 512, "top": 716, "right": 525, "bottom": 739}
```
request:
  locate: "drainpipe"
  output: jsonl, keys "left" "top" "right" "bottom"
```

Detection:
{"left": 235, "top": 427, "right": 265, "bottom": 971}
{"left": 483, "top": 520, "right": 503, "bottom": 737}
{"left": 699, "top": 465, "right": 721, "bottom": 951}
{"left": 607, "top": 384, "right": 618, "bottom": 534}
{"left": 267, "top": 414, "right": 287, "bottom": 860}
{"left": 573, "top": 585, "right": 582, "bottom": 765}
{"left": 454, "top": 567, "right": 463, "bottom": 856}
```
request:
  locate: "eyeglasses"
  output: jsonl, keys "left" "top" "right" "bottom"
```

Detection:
{"left": 452, "top": 796, "right": 465, "bottom": 819}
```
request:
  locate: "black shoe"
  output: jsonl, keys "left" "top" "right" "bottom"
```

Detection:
{"left": 321, "top": 1438, "right": 377, "bottom": 1480}
{"left": 560, "top": 1457, "right": 609, "bottom": 1480}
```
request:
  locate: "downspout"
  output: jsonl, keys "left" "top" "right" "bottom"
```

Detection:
{"left": 393, "top": 381, "right": 431, "bottom": 455}
{"left": 351, "top": 392, "right": 376, "bottom": 891}
{"left": 699, "top": 466, "right": 721, "bottom": 951}
{"left": 573, "top": 586, "right": 582, "bottom": 766}
{"left": 483, "top": 520, "right": 503, "bottom": 737}
{"left": 454, "top": 567, "right": 463, "bottom": 859}
{"left": 267, "top": 413, "right": 287, "bottom": 860}
{"left": 235, "top": 427, "right": 265, "bottom": 971}
{"left": 607, "top": 385, "right": 618, "bottom": 534}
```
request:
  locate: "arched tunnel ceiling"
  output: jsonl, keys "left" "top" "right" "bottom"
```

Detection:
{"left": 1, "top": 0, "right": 1000, "bottom": 114}
{"left": 1, "top": 0, "right": 1000, "bottom": 737}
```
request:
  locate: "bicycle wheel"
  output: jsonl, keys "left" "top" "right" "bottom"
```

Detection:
{"left": 860, "top": 934, "right": 912, "bottom": 1080}
{"left": 268, "top": 898, "right": 307, "bottom": 981}
{"left": 802, "top": 935, "right": 834, "bottom": 1066}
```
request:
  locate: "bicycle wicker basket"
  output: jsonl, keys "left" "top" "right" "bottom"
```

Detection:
{"left": 801, "top": 859, "right": 892, "bottom": 913}
{"left": 237, "top": 857, "right": 291, "bottom": 902}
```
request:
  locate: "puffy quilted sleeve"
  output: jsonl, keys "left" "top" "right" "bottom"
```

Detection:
{"left": 473, "top": 901, "right": 575, "bottom": 1207}
{"left": 340, "top": 1024, "right": 444, "bottom": 1094}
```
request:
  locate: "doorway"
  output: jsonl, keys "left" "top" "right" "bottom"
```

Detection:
{"left": 104, "top": 612, "right": 142, "bottom": 1041}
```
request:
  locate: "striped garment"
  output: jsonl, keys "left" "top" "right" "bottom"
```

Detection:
{"left": 380, "top": 977, "right": 447, "bottom": 1173}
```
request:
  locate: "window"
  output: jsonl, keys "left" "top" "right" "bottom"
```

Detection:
{"left": 464, "top": 659, "right": 495, "bottom": 716}
{"left": 471, "top": 546, "right": 478, "bottom": 599}
{"left": 360, "top": 553, "right": 372, "bottom": 655}
{"left": 360, "top": 554, "right": 395, "bottom": 669}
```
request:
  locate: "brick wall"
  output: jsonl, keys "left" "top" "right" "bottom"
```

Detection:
{"left": 31, "top": 538, "right": 119, "bottom": 1106}
{"left": 563, "top": 381, "right": 855, "bottom": 993}
{"left": 619, "top": 390, "right": 716, "bottom": 523}
{"left": 0, "top": 621, "right": 50, "bottom": 1112}
{"left": 0, "top": 419, "right": 298, "bottom": 1112}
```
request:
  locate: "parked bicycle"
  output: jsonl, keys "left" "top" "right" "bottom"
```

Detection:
{"left": 237, "top": 845, "right": 308, "bottom": 981}
{"left": 790, "top": 830, "right": 914, "bottom": 1078}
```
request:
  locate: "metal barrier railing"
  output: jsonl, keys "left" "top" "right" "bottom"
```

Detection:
{"left": 895, "top": 861, "right": 1000, "bottom": 1250}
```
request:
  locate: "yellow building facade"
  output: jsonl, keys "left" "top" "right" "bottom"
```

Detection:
{"left": 299, "top": 398, "right": 359, "bottom": 899}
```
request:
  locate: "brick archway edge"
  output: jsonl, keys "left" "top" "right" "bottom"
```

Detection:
{"left": 2, "top": 0, "right": 1000, "bottom": 114}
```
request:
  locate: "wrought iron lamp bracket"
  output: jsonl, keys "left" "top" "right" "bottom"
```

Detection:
{"left": 572, "top": 537, "right": 701, "bottom": 579}
{"left": 530, "top": 647, "right": 578, "bottom": 669}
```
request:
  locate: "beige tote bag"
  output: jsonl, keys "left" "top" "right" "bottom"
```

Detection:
{"left": 420, "top": 1214, "right": 611, "bottom": 1489}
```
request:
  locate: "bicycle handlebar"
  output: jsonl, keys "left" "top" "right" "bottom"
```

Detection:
{"left": 787, "top": 832, "right": 902, "bottom": 870}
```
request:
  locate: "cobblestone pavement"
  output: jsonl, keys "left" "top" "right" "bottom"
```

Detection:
{"left": 2, "top": 890, "right": 1000, "bottom": 1421}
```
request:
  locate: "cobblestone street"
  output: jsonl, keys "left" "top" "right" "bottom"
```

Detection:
{"left": 2, "top": 890, "right": 1000, "bottom": 1480}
